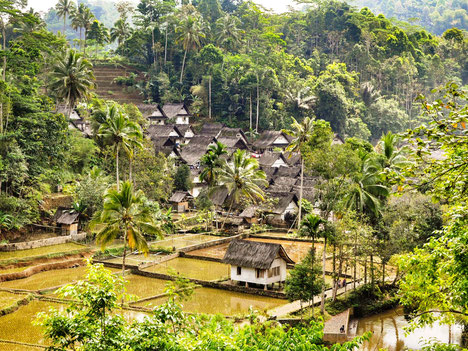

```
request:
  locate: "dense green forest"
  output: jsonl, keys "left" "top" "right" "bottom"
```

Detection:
{"left": 349, "top": 0, "right": 468, "bottom": 35}
{"left": 42, "top": 0, "right": 468, "bottom": 141}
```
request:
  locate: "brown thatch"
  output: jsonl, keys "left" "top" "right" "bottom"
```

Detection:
{"left": 258, "top": 151, "right": 287, "bottom": 168}
{"left": 217, "top": 136, "right": 249, "bottom": 150}
{"left": 54, "top": 208, "right": 79, "bottom": 225}
{"left": 169, "top": 191, "right": 190, "bottom": 203}
{"left": 187, "top": 135, "right": 217, "bottom": 146}
{"left": 253, "top": 130, "right": 291, "bottom": 150}
{"left": 222, "top": 239, "right": 294, "bottom": 269}
{"left": 276, "top": 166, "right": 300, "bottom": 178}
{"left": 269, "top": 193, "right": 298, "bottom": 215}
{"left": 162, "top": 103, "right": 191, "bottom": 118}
{"left": 239, "top": 205, "right": 258, "bottom": 218}
{"left": 267, "top": 184, "right": 293, "bottom": 194}
{"left": 179, "top": 146, "right": 206, "bottom": 166}
{"left": 176, "top": 124, "right": 194, "bottom": 138}
{"left": 224, "top": 217, "right": 244, "bottom": 226}
{"left": 210, "top": 186, "right": 229, "bottom": 207}
{"left": 283, "top": 152, "right": 301, "bottom": 166}
{"left": 147, "top": 124, "right": 182, "bottom": 138}
{"left": 273, "top": 176, "right": 297, "bottom": 187}
{"left": 200, "top": 122, "right": 225, "bottom": 136}
{"left": 136, "top": 104, "right": 167, "bottom": 119}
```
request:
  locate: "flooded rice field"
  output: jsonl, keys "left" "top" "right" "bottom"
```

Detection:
{"left": 150, "top": 234, "right": 220, "bottom": 250}
{"left": 190, "top": 237, "right": 322, "bottom": 263}
{"left": 0, "top": 300, "right": 64, "bottom": 348}
{"left": 135, "top": 286, "right": 286, "bottom": 315}
{"left": 104, "top": 253, "right": 168, "bottom": 266}
{"left": 253, "top": 231, "right": 297, "bottom": 238}
{"left": 143, "top": 257, "right": 230, "bottom": 281}
{"left": 0, "top": 266, "right": 89, "bottom": 291}
{"left": 123, "top": 274, "right": 169, "bottom": 299}
{"left": 0, "top": 243, "right": 87, "bottom": 262}
{"left": 358, "top": 307, "right": 463, "bottom": 350}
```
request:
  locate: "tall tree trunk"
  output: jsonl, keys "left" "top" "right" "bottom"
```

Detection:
{"left": 370, "top": 254, "right": 374, "bottom": 288}
{"left": 179, "top": 48, "right": 187, "bottom": 84}
{"left": 164, "top": 26, "right": 168, "bottom": 66}
{"left": 364, "top": 255, "right": 368, "bottom": 284}
{"left": 382, "top": 261, "right": 385, "bottom": 285}
{"left": 84, "top": 31, "right": 87, "bottom": 56}
{"left": 208, "top": 75, "right": 212, "bottom": 119}
{"left": 255, "top": 77, "right": 259, "bottom": 131}
{"left": 116, "top": 146, "right": 120, "bottom": 191}
{"left": 332, "top": 243, "right": 337, "bottom": 300}
{"left": 121, "top": 226, "right": 127, "bottom": 305}
{"left": 220, "top": 199, "right": 234, "bottom": 231}
{"left": 298, "top": 157, "right": 304, "bottom": 229}
{"left": 249, "top": 92, "right": 252, "bottom": 131}
{"left": 320, "top": 236, "right": 327, "bottom": 314}
{"left": 152, "top": 28, "right": 156, "bottom": 67}
{"left": 2, "top": 24, "right": 6, "bottom": 80}
{"left": 63, "top": 16, "right": 66, "bottom": 34}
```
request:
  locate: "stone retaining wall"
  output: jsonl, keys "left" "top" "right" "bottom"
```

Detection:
{"left": 132, "top": 269, "right": 287, "bottom": 299}
{"left": 0, "top": 233, "right": 87, "bottom": 252}
{"left": 178, "top": 234, "right": 243, "bottom": 254}
{"left": 179, "top": 253, "right": 222, "bottom": 263}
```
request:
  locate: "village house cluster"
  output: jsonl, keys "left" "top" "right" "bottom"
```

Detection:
{"left": 69, "top": 102, "right": 344, "bottom": 228}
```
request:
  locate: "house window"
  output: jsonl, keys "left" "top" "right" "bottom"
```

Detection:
{"left": 268, "top": 267, "right": 280, "bottom": 277}
{"left": 256, "top": 269, "right": 265, "bottom": 278}
{"left": 237, "top": 267, "right": 242, "bottom": 275}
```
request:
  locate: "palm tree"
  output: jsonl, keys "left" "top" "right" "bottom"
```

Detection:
{"left": 49, "top": 49, "right": 95, "bottom": 119}
{"left": 215, "top": 149, "right": 267, "bottom": 228}
{"left": 376, "top": 131, "right": 410, "bottom": 170}
{"left": 70, "top": 3, "right": 86, "bottom": 49}
{"left": 298, "top": 213, "right": 322, "bottom": 260}
{"left": 80, "top": 7, "right": 95, "bottom": 56}
{"left": 91, "top": 181, "right": 162, "bottom": 299}
{"left": 344, "top": 157, "right": 389, "bottom": 218}
{"left": 175, "top": 11, "right": 206, "bottom": 84}
{"left": 97, "top": 104, "right": 143, "bottom": 191}
{"left": 110, "top": 18, "right": 132, "bottom": 49}
{"left": 284, "top": 116, "right": 314, "bottom": 228}
{"left": 55, "top": 0, "right": 75, "bottom": 34}
{"left": 215, "top": 14, "right": 242, "bottom": 51}
{"left": 199, "top": 142, "right": 227, "bottom": 186}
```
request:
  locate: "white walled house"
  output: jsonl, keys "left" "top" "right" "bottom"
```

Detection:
{"left": 162, "top": 103, "right": 192, "bottom": 125}
{"left": 222, "top": 240, "right": 294, "bottom": 289}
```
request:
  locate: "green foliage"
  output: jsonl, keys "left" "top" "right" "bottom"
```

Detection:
{"left": 285, "top": 251, "right": 323, "bottom": 304}
{"left": 174, "top": 164, "right": 192, "bottom": 191}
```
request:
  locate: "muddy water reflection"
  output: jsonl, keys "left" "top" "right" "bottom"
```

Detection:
{"left": 358, "top": 307, "right": 463, "bottom": 350}
{"left": 136, "top": 287, "right": 286, "bottom": 315}
{"left": 143, "top": 258, "right": 230, "bottom": 281}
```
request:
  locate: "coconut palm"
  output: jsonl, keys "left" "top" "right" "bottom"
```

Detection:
{"left": 215, "top": 14, "right": 242, "bottom": 51}
{"left": 91, "top": 181, "right": 162, "bottom": 295}
{"left": 55, "top": 0, "right": 75, "bottom": 34}
{"left": 284, "top": 116, "right": 314, "bottom": 228}
{"left": 215, "top": 149, "right": 267, "bottom": 228}
{"left": 298, "top": 213, "right": 322, "bottom": 260}
{"left": 110, "top": 18, "right": 132, "bottom": 50}
{"left": 49, "top": 49, "right": 95, "bottom": 119}
{"left": 344, "top": 158, "right": 389, "bottom": 218}
{"left": 70, "top": 3, "right": 86, "bottom": 48}
{"left": 79, "top": 7, "right": 95, "bottom": 55}
{"left": 199, "top": 142, "right": 227, "bottom": 186}
{"left": 175, "top": 10, "right": 206, "bottom": 83}
{"left": 97, "top": 104, "right": 143, "bottom": 191}
{"left": 376, "top": 131, "right": 410, "bottom": 170}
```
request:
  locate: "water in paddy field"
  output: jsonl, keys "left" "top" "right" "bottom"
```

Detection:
{"left": 0, "top": 243, "right": 87, "bottom": 262}
{"left": 358, "top": 307, "right": 463, "bottom": 350}
{"left": 123, "top": 274, "right": 169, "bottom": 299}
{"left": 135, "top": 287, "right": 286, "bottom": 315}
{"left": 150, "top": 234, "right": 220, "bottom": 250}
{"left": 143, "top": 257, "right": 230, "bottom": 281}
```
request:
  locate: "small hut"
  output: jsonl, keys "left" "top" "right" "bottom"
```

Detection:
{"left": 222, "top": 239, "right": 294, "bottom": 289}
{"left": 169, "top": 191, "right": 191, "bottom": 212}
{"left": 53, "top": 207, "right": 79, "bottom": 235}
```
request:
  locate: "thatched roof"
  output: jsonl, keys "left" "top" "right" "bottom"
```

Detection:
{"left": 224, "top": 217, "right": 244, "bottom": 226}
{"left": 239, "top": 205, "right": 258, "bottom": 218}
{"left": 283, "top": 152, "right": 301, "bottom": 166}
{"left": 222, "top": 239, "right": 294, "bottom": 269}
{"left": 200, "top": 122, "right": 225, "bottom": 136}
{"left": 267, "top": 184, "right": 293, "bottom": 194}
{"left": 296, "top": 177, "right": 321, "bottom": 187}
{"left": 269, "top": 193, "right": 298, "bottom": 214}
{"left": 176, "top": 124, "right": 194, "bottom": 137}
{"left": 217, "top": 136, "right": 248, "bottom": 150}
{"left": 162, "top": 103, "right": 190, "bottom": 118}
{"left": 210, "top": 186, "right": 229, "bottom": 207}
{"left": 258, "top": 151, "right": 287, "bottom": 168}
{"left": 180, "top": 146, "right": 206, "bottom": 166}
{"left": 276, "top": 166, "right": 300, "bottom": 178}
{"left": 147, "top": 124, "right": 182, "bottom": 138}
{"left": 169, "top": 191, "right": 190, "bottom": 203}
{"left": 137, "top": 104, "right": 167, "bottom": 119}
{"left": 53, "top": 207, "right": 79, "bottom": 225}
{"left": 273, "top": 176, "right": 297, "bottom": 187}
{"left": 253, "top": 131, "right": 291, "bottom": 150}
{"left": 187, "top": 135, "right": 217, "bottom": 146}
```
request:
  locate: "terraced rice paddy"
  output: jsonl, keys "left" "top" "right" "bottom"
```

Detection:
{"left": 253, "top": 231, "right": 297, "bottom": 238}
{"left": 0, "top": 300, "right": 64, "bottom": 348}
{"left": 0, "top": 266, "right": 89, "bottom": 291}
{"left": 151, "top": 234, "right": 220, "bottom": 250}
{"left": 123, "top": 274, "right": 169, "bottom": 299}
{"left": 0, "top": 291, "right": 26, "bottom": 309}
{"left": 104, "top": 253, "right": 168, "bottom": 266}
{"left": 143, "top": 257, "right": 230, "bottom": 281}
{"left": 0, "top": 243, "right": 87, "bottom": 263}
{"left": 135, "top": 286, "right": 286, "bottom": 315}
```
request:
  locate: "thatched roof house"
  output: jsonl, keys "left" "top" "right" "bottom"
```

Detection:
{"left": 200, "top": 122, "right": 225, "bottom": 136}
{"left": 147, "top": 124, "right": 182, "bottom": 139}
{"left": 137, "top": 104, "right": 167, "bottom": 125}
{"left": 162, "top": 103, "right": 192, "bottom": 125}
{"left": 217, "top": 136, "right": 249, "bottom": 153}
{"left": 258, "top": 151, "right": 288, "bottom": 168}
{"left": 169, "top": 191, "right": 191, "bottom": 212}
{"left": 180, "top": 136, "right": 217, "bottom": 166}
{"left": 151, "top": 136, "right": 179, "bottom": 157}
{"left": 222, "top": 239, "right": 294, "bottom": 288}
{"left": 176, "top": 124, "right": 195, "bottom": 140}
{"left": 283, "top": 152, "right": 301, "bottom": 166}
{"left": 53, "top": 207, "right": 79, "bottom": 235}
{"left": 276, "top": 166, "right": 300, "bottom": 178}
{"left": 253, "top": 131, "right": 291, "bottom": 151}
{"left": 209, "top": 186, "right": 229, "bottom": 207}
